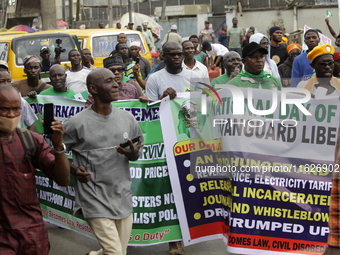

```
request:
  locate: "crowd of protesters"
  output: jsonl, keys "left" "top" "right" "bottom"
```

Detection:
{"left": 2, "top": 15, "right": 340, "bottom": 255}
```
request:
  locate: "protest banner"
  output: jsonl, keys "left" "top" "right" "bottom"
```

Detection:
{"left": 159, "top": 88, "right": 339, "bottom": 254}
{"left": 26, "top": 95, "right": 182, "bottom": 245}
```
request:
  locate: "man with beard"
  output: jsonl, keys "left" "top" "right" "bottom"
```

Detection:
{"left": 269, "top": 26, "right": 288, "bottom": 66}
{"left": 297, "top": 44, "right": 339, "bottom": 98}
{"left": 227, "top": 42, "right": 281, "bottom": 90}
{"left": 211, "top": 51, "right": 242, "bottom": 88}
{"left": 146, "top": 41, "right": 200, "bottom": 102}
{"left": 65, "top": 49, "right": 91, "bottom": 93}
{"left": 291, "top": 29, "right": 320, "bottom": 87}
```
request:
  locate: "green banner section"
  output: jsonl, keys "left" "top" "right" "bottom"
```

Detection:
{"left": 28, "top": 95, "right": 182, "bottom": 245}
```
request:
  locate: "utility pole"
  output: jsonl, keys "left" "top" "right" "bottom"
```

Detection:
{"left": 120, "top": 0, "right": 122, "bottom": 17}
{"left": 108, "top": 0, "right": 112, "bottom": 28}
{"left": 62, "top": 0, "right": 66, "bottom": 22}
{"left": 161, "top": 0, "right": 166, "bottom": 20}
{"left": 41, "top": 0, "right": 57, "bottom": 30}
{"left": 69, "top": 0, "right": 73, "bottom": 28}
{"left": 76, "top": 0, "right": 80, "bottom": 21}
{"left": 128, "top": 0, "right": 132, "bottom": 22}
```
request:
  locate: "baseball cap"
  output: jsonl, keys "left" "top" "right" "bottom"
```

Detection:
{"left": 242, "top": 42, "right": 268, "bottom": 58}
{"left": 40, "top": 46, "right": 50, "bottom": 54}
{"left": 0, "top": 60, "right": 8, "bottom": 69}
{"left": 128, "top": 21, "right": 134, "bottom": 25}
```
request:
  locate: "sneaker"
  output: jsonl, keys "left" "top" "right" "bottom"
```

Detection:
{"left": 169, "top": 241, "right": 184, "bottom": 255}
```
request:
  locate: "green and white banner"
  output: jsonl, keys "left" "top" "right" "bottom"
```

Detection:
{"left": 26, "top": 95, "right": 182, "bottom": 245}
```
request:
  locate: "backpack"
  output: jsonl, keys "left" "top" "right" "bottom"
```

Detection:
{"left": 17, "top": 128, "right": 37, "bottom": 163}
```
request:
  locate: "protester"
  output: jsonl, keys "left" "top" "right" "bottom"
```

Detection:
{"left": 142, "top": 21, "right": 154, "bottom": 50}
{"left": 218, "top": 24, "right": 228, "bottom": 47}
{"left": 118, "top": 33, "right": 128, "bottom": 44}
{"left": 291, "top": 29, "right": 320, "bottom": 87}
{"left": 40, "top": 64, "right": 82, "bottom": 99}
{"left": 211, "top": 51, "right": 242, "bottom": 88}
{"left": 116, "top": 22, "right": 122, "bottom": 29}
{"left": 127, "top": 21, "right": 134, "bottom": 30}
{"left": 63, "top": 68, "right": 143, "bottom": 255}
{"left": 146, "top": 41, "right": 200, "bottom": 101}
{"left": 227, "top": 17, "right": 243, "bottom": 55}
{"left": 65, "top": 49, "right": 91, "bottom": 93}
{"left": 161, "top": 25, "right": 183, "bottom": 47}
{"left": 189, "top": 35, "right": 207, "bottom": 66}
{"left": 40, "top": 46, "right": 55, "bottom": 73}
{"left": 0, "top": 60, "right": 8, "bottom": 71}
{"left": 136, "top": 25, "right": 151, "bottom": 50}
{"left": 12, "top": 55, "right": 51, "bottom": 97}
{"left": 202, "top": 41, "right": 229, "bottom": 74}
{"left": 325, "top": 18, "right": 340, "bottom": 48}
{"left": 199, "top": 21, "right": 216, "bottom": 50}
{"left": 85, "top": 54, "right": 146, "bottom": 108}
{"left": 0, "top": 84, "right": 70, "bottom": 254}
{"left": 0, "top": 70, "right": 37, "bottom": 131}
{"left": 227, "top": 42, "right": 281, "bottom": 90}
{"left": 98, "top": 22, "right": 105, "bottom": 29}
{"left": 182, "top": 41, "right": 209, "bottom": 80}
{"left": 296, "top": 44, "right": 339, "bottom": 98}
{"left": 249, "top": 33, "right": 280, "bottom": 79}
{"left": 129, "top": 41, "right": 151, "bottom": 80}
{"left": 269, "top": 26, "right": 288, "bottom": 66}
{"left": 278, "top": 43, "right": 301, "bottom": 87}
{"left": 242, "top": 28, "right": 254, "bottom": 49}
{"left": 81, "top": 48, "right": 96, "bottom": 71}
{"left": 333, "top": 52, "right": 340, "bottom": 78}
{"left": 148, "top": 26, "right": 160, "bottom": 50}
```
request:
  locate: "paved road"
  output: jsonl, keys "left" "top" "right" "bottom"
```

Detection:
{"left": 47, "top": 222, "right": 233, "bottom": 255}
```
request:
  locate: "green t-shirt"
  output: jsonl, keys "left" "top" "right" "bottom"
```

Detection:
{"left": 40, "top": 87, "right": 79, "bottom": 99}
{"left": 227, "top": 27, "right": 243, "bottom": 48}
{"left": 211, "top": 73, "right": 230, "bottom": 88}
{"left": 194, "top": 52, "right": 206, "bottom": 64}
{"left": 227, "top": 70, "right": 281, "bottom": 90}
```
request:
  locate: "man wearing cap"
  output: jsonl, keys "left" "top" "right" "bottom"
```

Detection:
{"left": 211, "top": 51, "right": 242, "bottom": 88}
{"left": 40, "top": 46, "right": 54, "bottom": 73}
{"left": 291, "top": 29, "right": 320, "bottom": 87}
{"left": 161, "top": 25, "right": 183, "bottom": 47}
{"left": 296, "top": 44, "right": 340, "bottom": 98}
{"left": 65, "top": 49, "right": 91, "bottom": 94}
{"left": 269, "top": 26, "right": 288, "bottom": 66}
{"left": 128, "top": 21, "right": 134, "bottom": 30}
{"left": 142, "top": 21, "right": 154, "bottom": 50}
{"left": 227, "top": 42, "right": 281, "bottom": 90}
{"left": 333, "top": 52, "right": 340, "bottom": 78}
{"left": 199, "top": 21, "right": 215, "bottom": 51}
{"left": 0, "top": 60, "right": 9, "bottom": 71}
{"left": 278, "top": 43, "right": 301, "bottom": 87}
{"left": 182, "top": 40, "right": 209, "bottom": 80}
{"left": 12, "top": 55, "right": 51, "bottom": 97}
{"left": 130, "top": 41, "right": 151, "bottom": 80}
{"left": 227, "top": 17, "right": 243, "bottom": 55}
{"left": 202, "top": 41, "right": 229, "bottom": 74}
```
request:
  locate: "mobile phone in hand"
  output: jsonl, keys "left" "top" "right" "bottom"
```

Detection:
{"left": 43, "top": 103, "right": 54, "bottom": 134}
{"left": 135, "top": 57, "right": 140, "bottom": 64}
{"left": 119, "top": 136, "right": 141, "bottom": 148}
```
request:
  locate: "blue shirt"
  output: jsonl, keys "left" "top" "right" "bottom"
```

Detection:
{"left": 291, "top": 51, "right": 315, "bottom": 87}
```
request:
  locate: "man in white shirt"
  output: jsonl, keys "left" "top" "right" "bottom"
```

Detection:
{"left": 182, "top": 40, "right": 209, "bottom": 81}
{"left": 65, "top": 49, "right": 91, "bottom": 93}
{"left": 202, "top": 41, "right": 229, "bottom": 74}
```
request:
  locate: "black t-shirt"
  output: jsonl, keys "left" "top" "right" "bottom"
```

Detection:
{"left": 270, "top": 44, "right": 288, "bottom": 66}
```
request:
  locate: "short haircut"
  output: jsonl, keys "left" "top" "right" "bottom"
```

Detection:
{"left": 115, "top": 42, "right": 127, "bottom": 52}
{"left": 304, "top": 29, "right": 320, "bottom": 39}
{"left": 232, "top": 17, "right": 237, "bottom": 21}
{"left": 68, "top": 49, "right": 79, "bottom": 58}
{"left": 181, "top": 40, "right": 191, "bottom": 47}
{"left": 0, "top": 83, "right": 19, "bottom": 95}
{"left": 189, "top": 35, "right": 198, "bottom": 41}
{"left": 118, "top": 33, "right": 126, "bottom": 38}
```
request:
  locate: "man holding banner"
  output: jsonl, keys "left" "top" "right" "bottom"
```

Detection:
{"left": 63, "top": 68, "right": 143, "bottom": 255}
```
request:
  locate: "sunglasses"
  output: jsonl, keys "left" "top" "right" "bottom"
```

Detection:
{"left": 315, "top": 61, "right": 334, "bottom": 67}
{"left": 290, "top": 53, "right": 300, "bottom": 57}
{"left": 108, "top": 67, "right": 125, "bottom": 73}
{"left": 163, "top": 52, "right": 184, "bottom": 57}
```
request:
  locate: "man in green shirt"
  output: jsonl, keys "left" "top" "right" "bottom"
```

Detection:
{"left": 227, "top": 17, "right": 243, "bottom": 55}
{"left": 211, "top": 51, "right": 242, "bottom": 88}
{"left": 227, "top": 42, "right": 281, "bottom": 90}
{"left": 40, "top": 64, "right": 85, "bottom": 99}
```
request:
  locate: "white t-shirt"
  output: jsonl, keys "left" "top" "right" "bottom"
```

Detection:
{"left": 182, "top": 59, "right": 210, "bottom": 81}
{"left": 145, "top": 68, "right": 200, "bottom": 102}
{"left": 206, "top": 44, "right": 229, "bottom": 58}
{"left": 65, "top": 68, "right": 91, "bottom": 93}
{"left": 19, "top": 98, "right": 38, "bottom": 129}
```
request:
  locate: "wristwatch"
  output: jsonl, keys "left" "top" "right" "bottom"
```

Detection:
{"left": 53, "top": 143, "right": 66, "bottom": 154}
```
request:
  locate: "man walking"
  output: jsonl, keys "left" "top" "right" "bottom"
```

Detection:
{"left": 227, "top": 17, "right": 243, "bottom": 55}
{"left": 63, "top": 68, "right": 143, "bottom": 255}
